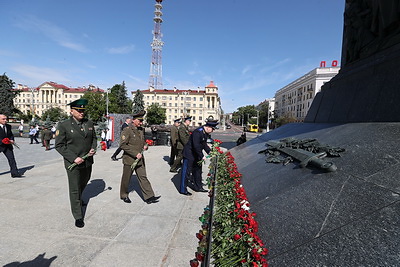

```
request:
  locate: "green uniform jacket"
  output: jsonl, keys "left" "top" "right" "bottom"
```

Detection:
{"left": 177, "top": 124, "right": 190, "bottom": 150}
{"left": 55, "top": 117, "right": 97, "bottom": 168}
{"left": 170, "top": 125, "right": 179, "bottom": 147}
{"left": 42, "top": 129, "right": 53, "bottom": 140}
{"left": 120, "top": 125, "right": 146, "bottom": 166}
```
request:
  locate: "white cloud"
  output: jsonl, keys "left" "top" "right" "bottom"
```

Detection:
{"left": 106, "top": 45, "right": 135, "bottom": 54}
{"left": 11, "top": 64, "right": 71, "bottom": 84}
{"left": 15, "top": 15, "right": 88, "bottom": 53}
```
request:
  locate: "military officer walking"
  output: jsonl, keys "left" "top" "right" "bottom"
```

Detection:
{"left": 55, "top": 99, "right": 97, "bottom": 228}
{"left": 170, "top": 116, "right": 191, "bottom": 172}
{"left": 42, "top": 126, "right": 53, "bottom": 150}
{"left": 169, "top": 118, "right": 181, "bottom": 165}
{"left": 119, "top": 110, "right": 160, "bottom": 204}
{"left": 180, "top": 117, "right": 218, "bottom": 195}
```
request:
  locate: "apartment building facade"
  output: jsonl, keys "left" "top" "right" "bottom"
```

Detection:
{"left": 14, "top": 82, "right": 103, "bottom": 117}
{"left": 139, "top": 81, "right": 221, "bottom": 126}
{"left": 274, "top": 65, "right": 340, "bottom": 121}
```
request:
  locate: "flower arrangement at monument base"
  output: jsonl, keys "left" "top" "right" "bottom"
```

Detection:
{"left": 191, "top": 141, "right": 268, "bottom": 266}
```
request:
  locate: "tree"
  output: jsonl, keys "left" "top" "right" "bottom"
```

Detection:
{"left": 257, "top": 101, "right": 270, "bottom": 128}
{"left": 108, "top": 81, "right": 131, "bottom": 114}
{"left": 82, "top": 91, "right": 106, "bottom": 122}
{"left": 0, "top": 73, "right": 19, "bottom": 116}
{"left": 41, "top": 107, "right": 68, "bottom": 122}
{"left": 132, "top": 89, "right": 145, "bottom": 114}
{"left": 233, "top": 105, "right": 257, "bottom": 126}
{"left": 146, "top": 103, "right": 166, "bottom": 125}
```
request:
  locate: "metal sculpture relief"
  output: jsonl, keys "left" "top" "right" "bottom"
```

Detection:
{"left": 258, "top": 138, "right": 345, "bottom": 172}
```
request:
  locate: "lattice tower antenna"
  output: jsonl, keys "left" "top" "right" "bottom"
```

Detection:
{"left": 148, "top": 0, "right": 164, "bottom": 90}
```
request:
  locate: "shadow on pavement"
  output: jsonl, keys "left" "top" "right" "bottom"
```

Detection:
{"left": 4, "top": 252, "right": 57, "bottom": 267}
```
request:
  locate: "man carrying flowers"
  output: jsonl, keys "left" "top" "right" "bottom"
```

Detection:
{"left": 0, "top": 114, "right": 23, "bottom": 178}
{"left": 180, "top": 116, "right": 219, "bottom": 195}
{"left": 118, "top": 110, "right": 160, "bottom": 204}
{"left": 55, "top": 99, "right": 97, "bottom": 228}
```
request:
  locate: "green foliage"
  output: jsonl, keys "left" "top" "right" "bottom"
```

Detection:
{"left": 108, "top": 81, "right": 131, "bottom": 114}
{"left": 29, "top": 117, "right": 40, "bottom": 127}
{"left": 233, "top": 105, "right": 257, "bottom": 125}
{"left": 41, "top": 107, "right": 68, "bottom": 123}
{"left": 82, "top": 91, "right": 106, "bottom": 122}
{"left": 272, "top": 113, "right": 296, "bottom": 128}
{"left": 132, "top": 89, "right": 145, "bottom": 114}
{"left": 0, "top": 73, "right": 19, "bottom": 116}
{"left": 256, "top": 101, "right": 270, "bottom": 128}
{"left": 146, "top": 103, "right": 166, "bottom": 125}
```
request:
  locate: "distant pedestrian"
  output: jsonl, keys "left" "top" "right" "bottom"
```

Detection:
{"left": 55, "top": 99, "right": 97, "bottom": 228}
{"left": 170, "top": 116, "right": 191, "bottom": 173}
{"left": 18, "top": 124, "right": 24, "bottom": 137}
{"left": 179, "top": 117, "right": 218, "bottom": 195}
{"left": 29, "top": 125, "right": 40, "bottom": 144}
{"left": 236, "top": 132, "right": 247, "bottom": 146}
{"left": 119, "top": 111, "right": 160, "bottom": 204}
{"left": 169, "top": 118, "right": 181, "bottom": 165}
{"left": 0, "top": 114, "right": 23, "bottom": 178}
{"left": 51, "top": 125, "right": 57, "bottom": 138}
{"left": 42, "top": 126, "right": 53, "bottom": 150}
{"left": 105, "top": 128, "right": 112, "bottom": 149}
{"left": 111, "top": 117, "right": 131, "bottom": 161}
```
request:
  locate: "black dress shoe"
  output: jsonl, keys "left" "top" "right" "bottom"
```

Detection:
{"left": 111, "top": 156, "right": 118, "bottom": 161}
{"left": 11, "top": 174, "right": 24, "bottom": 178}
{"left": 169, "top": 169, "right": 178, "bottom": 173}
{"left": 180, "top": 192, "right": 192, "bottom": 196}
{"left": 121, "top": 197, "right": 131, "bottom": 203}
{"left": 196, "top": 188, "right": 208, "bottom": 193}
{"left": 145, "top": 196, "right": 160, "bottom": 204}
{"left": 75, "top": 218, "right": 85, "bottom": 228}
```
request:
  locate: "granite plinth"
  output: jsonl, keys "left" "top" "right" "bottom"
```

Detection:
{"left": 230, "top": 122, "right": 400, "bottom": 266}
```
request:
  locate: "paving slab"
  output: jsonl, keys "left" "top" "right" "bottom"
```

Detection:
{"left": 0, "top": 137, "right": 210, "bottom": 266}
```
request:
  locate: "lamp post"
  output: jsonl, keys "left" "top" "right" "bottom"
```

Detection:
{"left": 106, "top": 88, "right": 109, "bottom": 116}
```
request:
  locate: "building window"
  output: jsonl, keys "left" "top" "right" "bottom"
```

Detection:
{"left": 162, "top": 96, "right": 167, "bottom": 100}
{"left": 169, "top": 96, "right": 172, "bottom": 100}
{"left": 175, "top": 103, "right": 177, "bottom": 107}
{"left": 162, "top": 103, "right": 166, "bottom": 106}
{"left": 169, "top": 103, "right": 172, "bottom": 106}
{"left": 175, "top": 109, "right": 177, "bottom": 113}
{"left": 193, "top": 97, "right": 196, "bottom": 101}
{"left": 192, "top": 116, "right": 196, "bottom": 120}
{"left": 199, "top": 104, "right": 203, "bottom": 108}
{"left": 157, "top": 96, "right": 160, "bottom": 100}
{"left": 193, "top": 110, "right": 196, "bottom": 114}
{"left": 186, "top": 97, "right": 191, "bottom": 101}
{"left": 186, "top": 103, "right": 190, "bottom": 107}
{"left": 199, "top": 116, "right": 202, "bottom": 121}
{"left": 193, "top": 104, "right": 196, "bottom": 107}
{"left": 200, "top": 97, "right": 203, "bottom": 101}
{"left": 152, "top": 96, "right": 154, "bottom": 100}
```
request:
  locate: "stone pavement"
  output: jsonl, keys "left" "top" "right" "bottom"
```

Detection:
{"left": 0, "top": 137, "right": 210, "bottom": 266}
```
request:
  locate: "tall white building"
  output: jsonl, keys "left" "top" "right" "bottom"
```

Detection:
{"left": 274, "top": 66, "right": 340, "bottom": 122}
{"left": 138, "top": 81, "right": 221, "bottom": 126}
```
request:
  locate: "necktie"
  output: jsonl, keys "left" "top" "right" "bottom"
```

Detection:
{"left": 1, "top": 125, "right": 5, "bottom": 135}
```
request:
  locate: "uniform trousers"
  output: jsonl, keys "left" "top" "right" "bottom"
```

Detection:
{"left": 170, "top": 148, "right": 183, "bottom": 170}
{"left": 66, "top": 165, "right": 91, "bottom": 220}
{"left": 120, "top": 160, "right": 155, "bottom": 201}
{"left": 180, "top": 157, "right": 203, "bottom": 193}
{"left": 169, "top": 145, "right": 177, "bottom": 165}
{"left": 1, "top": 147, "right": 19, "bottom": 176}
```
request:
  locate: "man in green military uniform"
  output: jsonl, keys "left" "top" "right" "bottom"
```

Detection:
{"left": 169, "top": 118, "right": 181, "bottom": 165}
{"left": 170, "top": 116, "right": 191, "bottom": 173}
{"left": 119, "top": 110, "right": 160, "bottom": 204}
{"left": 55, "top": 99, "right": 97, "bottom": 228}
{"left": 42, "top": 126, "right": 53, "bottom": 151}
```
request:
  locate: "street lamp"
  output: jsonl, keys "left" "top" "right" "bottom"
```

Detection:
{"left": 106, "top": 88, "right": 109, "bottom": 116}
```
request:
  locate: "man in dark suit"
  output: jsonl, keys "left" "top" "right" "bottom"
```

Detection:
{"left": 0, "top": 114, "right": 23, "bottom": 178}
{"left": 179, "top": 117, "right": 218, "bottom": 195}
{"left": 55, "top": 99, "right": 97, "bottom": 228}
{"left": 111, "top": 116, "right": 131, "bottom": 161}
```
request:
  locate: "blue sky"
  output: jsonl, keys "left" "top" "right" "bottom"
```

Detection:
{"left": 0, "top": 0, "right": 345, "bottom": 113}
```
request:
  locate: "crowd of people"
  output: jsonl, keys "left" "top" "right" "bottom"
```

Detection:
{"left": 1, "top": 98, "right": 220, "bottom": 228}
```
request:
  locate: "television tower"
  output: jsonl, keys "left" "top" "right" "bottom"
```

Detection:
{"left": 148, "top": 0, "right": 164, "bottom": 90}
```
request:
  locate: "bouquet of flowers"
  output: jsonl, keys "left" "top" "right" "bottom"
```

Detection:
{"left": 2, "top": 138, "right": 20, "bottom": 149}
{"left": 67, "top": 141, "right": 107, "bottom": 171}
{"left": 131, "top": 149, "right": 144, "bottom": 170}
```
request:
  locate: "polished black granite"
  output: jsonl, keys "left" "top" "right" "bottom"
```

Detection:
{"left": 230, "top": 123, "right": 400, "bottom": 266}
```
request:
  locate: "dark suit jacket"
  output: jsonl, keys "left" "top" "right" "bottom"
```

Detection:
{"left": 182, "top": 126, "right": 211, "bottom": 161}
{"left": 55, "top": 117, "right": 97, "bottom": 168}
{"left": 0, "top": 124, "right": 15, "bottom": 152}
